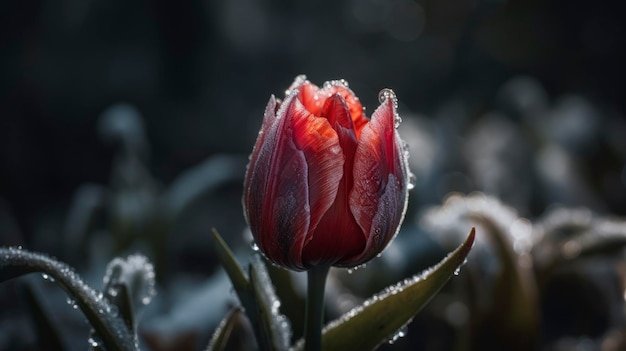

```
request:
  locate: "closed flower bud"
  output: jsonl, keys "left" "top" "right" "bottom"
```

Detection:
{"left": 243, "top": 75, "right": 410, "bottom": 271}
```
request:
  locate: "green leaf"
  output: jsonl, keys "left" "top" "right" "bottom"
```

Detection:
{"left": 211, "top": 228, "right": 249, "bottom": 293}
{"left": 207, "top": 307, "right": 252, "bottom": 351}
{"left": 0, "top": 247, "right": 136, "bottom": 351}
{"left": 307, "top": 228, "right": 475, "bottom": 351}
{"left": 472, "top": 215, "right": 539, "bottom": 350}
{"left": 212, "top": 229, "right": 289, "bottom": 351}
{"left": 249, "top": 264, "right": 284, "bottom": 351}
{"left": 249, "top": 259, "right": 291, "bottom": 351}
{"left": 109, "top": 283, "right": 135, "bottom": 332}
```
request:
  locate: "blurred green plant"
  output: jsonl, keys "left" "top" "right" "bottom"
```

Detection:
{"left": 211, "top": 228, "right": 475, "bottom": 351}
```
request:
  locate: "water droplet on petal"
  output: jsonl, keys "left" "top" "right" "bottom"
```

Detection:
{"left": 394, "top": 115, "right": 402, "bottom": 128}
{"left": 378, "top": 88, "right": 398, "bottom": 107}
{"left": 285, "top": 75, "right": 307, "bottom": 96}
{"left": 407, "top": 172, "right": 416, "bottom": 190}
{"left": 324, "top": 79, "right": 350, "bottom": 89}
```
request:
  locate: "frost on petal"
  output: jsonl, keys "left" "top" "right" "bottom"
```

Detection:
{"left": 290, "top": 98, "right": 345, "bottom": 248}
{"left": 348, "top": 98, "right": 409, "bottom": 264}
{"left": 244, "top": 93, "right": 312, "bottom": 270}
{"left": 243, "top": 95, "right": 278, "bottom": 223}
{"left": 243, "top": 95, "right": 277, "bottom": 222}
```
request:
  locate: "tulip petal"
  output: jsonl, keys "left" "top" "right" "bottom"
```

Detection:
{"left": 244, "top": 92, "right": 344, "bottom": 270}
{"left": 297, "top": 82, "right": 368, "bottom": 139}
{"left": 297, "top": 82, "right": 324, "bottom": 116}
{"left": 302, "top": 95, "right": 364, "bottom": 266}
{"left": 244, "top": 93, "right": 308, "bottom": 269}
{"left": 290, "top": 98, "right": 345, "bottom": 250}
{"left": 326, "top": 85, "right": 368, "bottom": 138}
{"left": 347, "top": 98, "right": 409, "bottom": 265}
{"left": 243, "top": 95, "right": 279, "bottom": 223}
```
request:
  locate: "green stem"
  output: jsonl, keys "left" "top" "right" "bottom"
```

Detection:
{"left": 304, "top": 265, "right": 330, "bottom": 351}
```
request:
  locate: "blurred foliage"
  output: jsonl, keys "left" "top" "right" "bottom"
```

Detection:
{"left": 1, "top": 0, "right": 626, "bottom": 350}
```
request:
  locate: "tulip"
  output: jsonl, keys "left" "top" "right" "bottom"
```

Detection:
{"left": 243, "top": 75, "right": 410, "bottom": 271}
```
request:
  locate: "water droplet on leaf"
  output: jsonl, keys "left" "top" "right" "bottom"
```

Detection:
{"left": 388, "top": 326, "right": 408, "bottom": 344}
{"left": 66, "top": 297, "right": 78, "bottom": 309}
{"left": 41, "top": 273, "right": 55, "bottom": 282}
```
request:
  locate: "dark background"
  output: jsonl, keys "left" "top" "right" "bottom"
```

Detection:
{"left": 2, "top": 0, "right": 625, "bottom": 244}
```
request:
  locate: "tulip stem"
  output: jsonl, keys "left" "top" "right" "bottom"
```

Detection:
{"left": 304, "top": 265, "right": 330, "bottom": 351}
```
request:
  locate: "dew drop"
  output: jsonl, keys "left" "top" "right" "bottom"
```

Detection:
{"left": 285, "top": 75, "right": 307, "bottom": 96}
{"left": 394, "top": 114, "right": 402, "bottom": 128}
{"left": 346, "top": 263, "right": 367, "bottom": 274}
{"left": 66, "top": 297, "right": 78, "bottom": 309}
{"left": 107, "top": 286, "right": 119, "bottom": 297}
{"left": 388, "top": 326, "right": 408, "bottom": 344}
{"left": 41, "top": 273, "right": 55, "bottom": 282}
{"left": 378, "top": 88, "right": 398, "bottom": 108}
{"left": 407, "top": 172, "right": 416, "bottom": 190}
{"left": 453, "top": 259, "right": 467, "bottom": 276}
{"left": 324, "top": 78, "right": 349, "bottom": 89}
{"left": 88, "top": 336, "right": 101, "bottom": 348}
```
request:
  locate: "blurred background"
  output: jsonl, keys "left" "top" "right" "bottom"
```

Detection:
{"left": 1, "top": 0, "right": 625, "bottom": 350}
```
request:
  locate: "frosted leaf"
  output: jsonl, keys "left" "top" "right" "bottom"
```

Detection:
{"left": 250, "top": 256, "right": 292, "bottom": 351}
{"left": 103, "top": 254, "right": 157, "bottom": 310}
{"left": 316, "top": 229, "right": 473, "bottom": 351}
{"left": 0, "top": 247, "right": 137, "bottom": 350}
{"left": 421, "top": 192, "right": 527, "bottom": 256}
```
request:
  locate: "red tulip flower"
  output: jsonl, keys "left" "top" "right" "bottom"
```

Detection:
{"left": 243, "top": 75, "right": 410, "bottom": 271}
